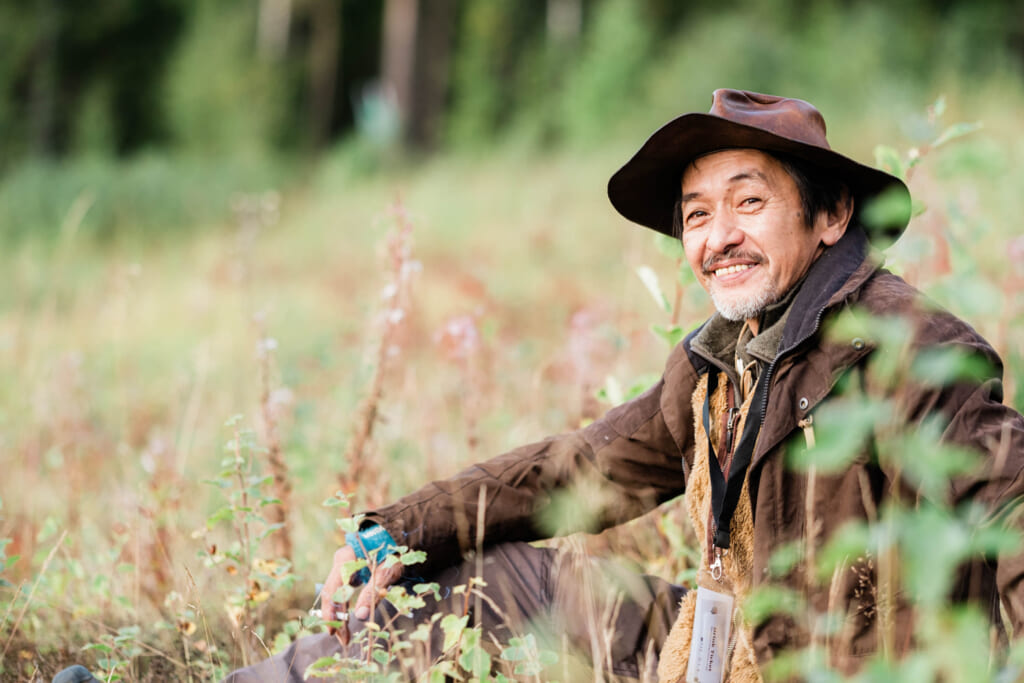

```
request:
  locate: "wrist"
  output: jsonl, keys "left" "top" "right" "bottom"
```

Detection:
{"left": 345, "top": 524, "right": 398, "bottom": 584}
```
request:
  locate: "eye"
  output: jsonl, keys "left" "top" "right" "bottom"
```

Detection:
{"left": 685, "top": 209, "right": 709, "bottom": 225}
{"left": 740, "top": 197, "right": 762, "bottom": 207}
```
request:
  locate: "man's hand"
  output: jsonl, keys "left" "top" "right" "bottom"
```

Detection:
{"left": 321, "top": 544, "right": 404, "bottom": 645}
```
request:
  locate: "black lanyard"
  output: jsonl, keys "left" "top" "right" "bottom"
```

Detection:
{"left": 702, "top": 369, "right": 770, "bottom": 550}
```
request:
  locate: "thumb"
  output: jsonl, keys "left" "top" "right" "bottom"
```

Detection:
{"left": 353, "top": 559, "right": 402, "bottom": 621}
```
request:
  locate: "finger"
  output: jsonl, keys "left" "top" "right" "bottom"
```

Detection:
{"left": 353, "top": 561, "right": 402, "bottom": 621}
{"left": 323, "top": 547, "right": 355, "bottom": 643}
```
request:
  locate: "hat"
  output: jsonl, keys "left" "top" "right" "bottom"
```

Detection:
{"left": 607, "top": 89, "right": 911, "bottom": 245}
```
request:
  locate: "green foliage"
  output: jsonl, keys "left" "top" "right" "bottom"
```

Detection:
{"left": 555, "top": 0, "right": 653, "bottom": 146}
{"left": 446, "top": 0, "right": 544, "bottom": 149}
{"left": 500, "top": 633, "right": 559, "bottom": 676}
{"left": 0, "top": 154, "right": 284, "bottom": 242}
{"left": 0, "top": 499, "right": 15, "bottom": 590}
{"left": 0, "top": 12, "right": 1021, "bottom": 678}
{"left": 199, "top": 415, "right": 297, "bottom": 663}
{"left": 82, "top": 626, "right": 144, "bottom": 682}
{"left": 163, "top": 2, "right": 287, "bottom": 157}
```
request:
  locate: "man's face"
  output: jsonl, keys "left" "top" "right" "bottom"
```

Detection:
{"left": 679, "top": 149, "right": 847, "bottom": 330}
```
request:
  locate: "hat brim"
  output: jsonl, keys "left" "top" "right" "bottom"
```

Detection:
{"left": 607, "top": 113, "right": 911, "bottom": 246}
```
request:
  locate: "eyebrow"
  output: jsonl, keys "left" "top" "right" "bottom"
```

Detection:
{"left": 680, "top": 169, "right": 770, "bottom": 204}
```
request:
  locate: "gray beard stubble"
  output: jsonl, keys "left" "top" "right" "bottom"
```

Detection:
{"left": 709, "top": 280, "right": 780, "bottom": 322}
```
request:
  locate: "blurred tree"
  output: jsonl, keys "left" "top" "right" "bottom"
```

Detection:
{"left": 259, "top": 0, "right": 293, "bottom": 60}
{"left": 1, "top": 0, "right": 1024, "bottom": 170}
{"left": 446, "top": 0, "right": 548, "bottom": 147}
{"left": 307, "top": 0, "right": 340, "bottom": 152}
{"left": 0, "top": 0, "right": 185, "bottom": 168}
{"left": 546, "top": 0, "right": 582, "bottom": 43}
{"left": 163, "top": 2, "right": 286, "bottom": 156}
{"left": 381, "top": 0, "right": 457, "bottom": 151}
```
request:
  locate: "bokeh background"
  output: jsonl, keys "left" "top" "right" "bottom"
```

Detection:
{"left": 2, "top": 0, "right": 1024, "bottom": 678}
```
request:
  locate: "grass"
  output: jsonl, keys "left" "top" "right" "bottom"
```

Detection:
{"left": 2, "top": 82, "right": 1024, "bottom": 679}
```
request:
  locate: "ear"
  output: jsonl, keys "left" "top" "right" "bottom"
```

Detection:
{"left": 819, "top": 188, "right": 854, "bottom": 247}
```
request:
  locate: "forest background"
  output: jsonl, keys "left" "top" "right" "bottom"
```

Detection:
{"left": 2, "top": 0, "right": 1024, "bottom": 680}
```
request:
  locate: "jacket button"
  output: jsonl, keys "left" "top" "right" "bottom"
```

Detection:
{"left": 798, "top": 397, "right": 809, "bottom": 410}
{"left": 851, "top": 337, "right": 865, "bottom": 350}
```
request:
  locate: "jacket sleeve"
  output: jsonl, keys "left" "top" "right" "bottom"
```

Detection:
{"left": 939, "top": 377, "right": 1024, "bottom": 634}
{"left": 360, "top": 342, "right": 697, "bottom": 574}
{"left": 893, "top": 309, "right": 1024, "bottom": 634}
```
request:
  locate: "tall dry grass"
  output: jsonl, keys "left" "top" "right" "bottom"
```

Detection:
{"left": 1, "top": 89, "right": 1023, "bottom": 679}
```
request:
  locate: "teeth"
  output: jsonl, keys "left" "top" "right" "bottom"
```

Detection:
{"left": 713, "top": 264, "right": 754, "bottom": 277}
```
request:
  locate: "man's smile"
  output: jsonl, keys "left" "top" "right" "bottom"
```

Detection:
{"left": 710, "top": 263, "right": 757, "bottom": 278}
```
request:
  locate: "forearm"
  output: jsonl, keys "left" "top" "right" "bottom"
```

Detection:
{"left": 359, "top": 388, "right": 687, "bottom": 573}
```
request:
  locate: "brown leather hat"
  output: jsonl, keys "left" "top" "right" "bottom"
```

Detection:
{"left": 607, "top": 89, "right": 911, "bottom": 245}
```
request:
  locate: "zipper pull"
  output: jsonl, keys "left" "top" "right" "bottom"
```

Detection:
{"left": 724, "top": 407, "right": 740, "bottom": 453}
{"left": 710, "top": 546, "right": 724, "bottom": 581}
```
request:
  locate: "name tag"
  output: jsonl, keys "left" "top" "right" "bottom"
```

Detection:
{"left": 685, "top": 586, "right": 734, "bottom": 683}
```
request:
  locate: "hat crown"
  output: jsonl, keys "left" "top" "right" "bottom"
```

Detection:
{"left": 607, "top": 88, "right": 911, "bottom": 243}
{"left": 709, "top": 89, "right": 831, "bottom": 151}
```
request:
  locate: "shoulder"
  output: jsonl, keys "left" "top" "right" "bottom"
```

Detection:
{"left": 852, "top": 269, "right": 999, "bottom": 362}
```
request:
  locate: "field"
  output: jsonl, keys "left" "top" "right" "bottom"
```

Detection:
{"left": 2, "top": 82, "right": 1024, "bottom": 680}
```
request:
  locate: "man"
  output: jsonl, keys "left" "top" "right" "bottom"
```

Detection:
{"left": 223, "top": 90, "right": 1024, "bottom": 682}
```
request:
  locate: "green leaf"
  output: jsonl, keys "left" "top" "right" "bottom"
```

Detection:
{"left": 206, "top": 506, "right": 235, "bottom": 528}
{"left": 413, "top": 582, "right": 441, "bottom": 599}
{"left": 258, "top": 523, "right": 285, "bottom": 541}
{"left": 304, "top": 655, "right": 342, "bottom": 678}
{"left": 440, "top": 614, "right": 468, "bottom": 652}
{"left": 598, "top": 375, "right": 623, "bottom": 405}
{"left": 815, "top": 520, "right": 870, "bottom": 580}
{"left": 400, "top": 550, "right": 427, "bottom": 565}
{"left": 910, "top": 198, "right": 927, "bottom": 218}
{"left": 786, "top": 397, "right": 892, "bottom": 474}
{"left": 651, "top": 323, "right": 685, "bottom": 349}
{"left": 926, "top": 275, "right": 1003, "bottom": 319}
{"left": 880, "top": 418, "right": 979, "bottom": 500}
{"left": 873, "top": 145, "right": 905, "bottom": 181}
{"left": 458, "top": 630, "right": 491, "bottom": 677}
{"left": 895, "top": 504, "right": 969, "bottom": 606}
{"left": 337, "top": 517, "right": 361, "bottom": 534}
{"left": 636, "top": 265, "right": 671, "bottom": 313}
{"left": 621, "top": 373, "right": 659, "bottom": 402}
{"left": 913, "top": 348, "right": 991, "bottom": 389}
{"left": 36, "top": 517, "right": 60, "bottom": 543}
{"left": 933, "top": 121, "right": 982, "bottom": 149}
{"left": 272, "top": 631, "right": 292, "bottom": 653}
{"left": 677, "top": 261, "right": 695, "bottom": 287}
{"left": 860, "top": 185, "right": 912, "bottom": 244}
{"left": 340, "top": 560, "right": 367, "bottom": 584}
{"left": 328, "top": 584, "right": 354, "bottom": 605}
{"left": 654, "top": 233, "right": 684, "bottom": 259}
{"left": 322, "top": 493, "right": 351, "bottom": 508}
{"left": 741, "top": 585, "right": 804, "bottom": 625}
{"left": 83, "top": 643, "right": 114, "bottom": 654}
{"left": 766, "top": 540, "right": 802, "bottom": 578}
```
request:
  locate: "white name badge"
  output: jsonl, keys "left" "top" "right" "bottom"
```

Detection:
{"left": 685, "top": 586, "right": 735, "bottom": 683}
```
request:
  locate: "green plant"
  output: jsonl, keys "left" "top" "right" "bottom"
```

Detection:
{"left": 81, "top": 626, "right": 144, "bottom": 683}
{"left": 200, "top": 415, "right": 296, "bottom": 667}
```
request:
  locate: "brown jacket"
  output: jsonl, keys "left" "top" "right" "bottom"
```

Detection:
{"left": 363, "top": 226, "right": 1024, "bottom": 671}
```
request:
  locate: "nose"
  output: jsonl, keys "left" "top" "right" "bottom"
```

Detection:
{"left": 705, "top": 211, "right": 744, "bottom": 254}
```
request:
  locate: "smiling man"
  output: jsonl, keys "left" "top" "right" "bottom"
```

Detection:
{"left": 677, "top": 148, "right": 851, "bottom": 331}
{"left": 214, "top": 90, "right": 1024, "bottom": 683}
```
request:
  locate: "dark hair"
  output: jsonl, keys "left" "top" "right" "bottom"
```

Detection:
{"left": 671, "top": 150, "right": 849, "bottom": 239}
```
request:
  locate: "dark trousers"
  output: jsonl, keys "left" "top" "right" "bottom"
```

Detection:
{"left": 224, "top": 542, "right": 686, "bottom": 682}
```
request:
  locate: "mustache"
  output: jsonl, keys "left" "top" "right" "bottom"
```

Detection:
{"left": 702, "top": 250, "right": 765, "bottom": 274}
